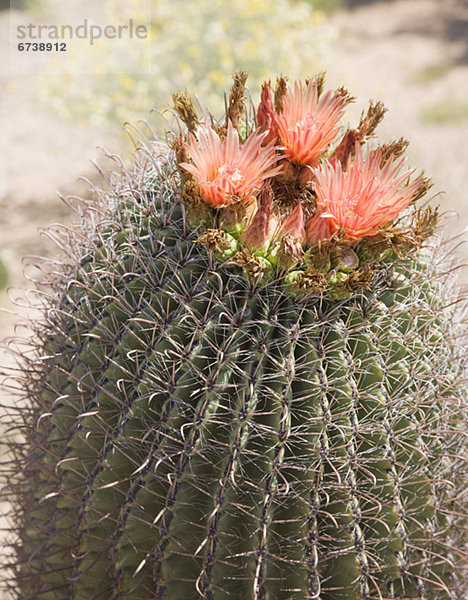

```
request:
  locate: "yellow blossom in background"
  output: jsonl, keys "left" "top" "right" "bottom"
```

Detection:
{"left": 37, "top": 0, "right": 336, "bottom": 130}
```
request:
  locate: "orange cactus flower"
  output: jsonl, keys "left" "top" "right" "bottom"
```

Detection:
{"left": 306, "top": 145, "right": 422, "bottom": 244}
{"left": 180, "top": 122, "right": 281, "bottom": 208}
{"left": 275, "top": 80, "right": 348, "bottom": 168}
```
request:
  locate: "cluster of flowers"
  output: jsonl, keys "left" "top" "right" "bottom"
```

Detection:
{"left": 174, "top": 74, "right": 431, "bottom": 286}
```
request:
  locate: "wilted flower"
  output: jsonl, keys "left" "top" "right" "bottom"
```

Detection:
{"left": 306, "top": 145, "right": 422, "bottom": 244}
{"left": 275, "top": 80, "right": 348, "bottom": 167}
{"left": 180, "top": 122, "right": 281, "bottom": 208}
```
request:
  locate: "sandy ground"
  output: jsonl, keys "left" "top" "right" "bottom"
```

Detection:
{"left": 0, "top": 0, "right": 467, "bottom": 595}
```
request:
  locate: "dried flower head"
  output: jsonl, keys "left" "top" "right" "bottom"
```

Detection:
{"left": 307, "top": 145, "right": 422, "bottom": 244}
{"left": 180, "top": 122, "right": 281, "bottom": 208}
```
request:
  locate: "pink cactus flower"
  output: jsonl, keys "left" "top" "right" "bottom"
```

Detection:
{"left": 306, "top": 145, "right": 421, "bottom": 244}
{"left": 180, "top": 122, "right": 281, "bottom": 208}
{"left": 275, "top": 80, "right": 348, "bottom": 168}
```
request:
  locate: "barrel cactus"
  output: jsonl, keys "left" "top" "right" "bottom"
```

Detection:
{"left": 5, "top": 73, "right": 467, "bottom": 600}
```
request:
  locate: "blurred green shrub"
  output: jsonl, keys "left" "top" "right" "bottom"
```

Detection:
{"left": 6, "top": 0, "right": 45, "bottom": 12}
{"left": 421, "top": 98, "right": 468, "bottom": 125}
{"left": 0, "top": 254, "right": 8, "bottom": 291}
{"left": 38, "top": 0, "right": 336, "bottom": 129}
{"left": 301, "top": 0, "right": 342, "bottom": 13}
{"left": 413, "top": 63, "right": 452, "bottom": 84}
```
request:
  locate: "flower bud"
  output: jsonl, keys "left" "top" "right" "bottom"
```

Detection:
{"left": 277, "top": 202, "right": 306, "bottom": 242}
{"left": 242, "top": 185, "right": 278, "bottom": 250}
{"left": 257, "top": 82, "right": 279, "bottom": 146}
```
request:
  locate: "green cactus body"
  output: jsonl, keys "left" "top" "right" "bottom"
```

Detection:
{"left": 8, "top": 168, "right": 466, "bottom": 600}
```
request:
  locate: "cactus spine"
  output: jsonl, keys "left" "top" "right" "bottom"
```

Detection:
{"left": 4, "top": 74, "right": 467, "bottom": 600}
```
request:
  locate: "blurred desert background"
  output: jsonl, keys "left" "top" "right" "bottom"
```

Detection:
{"left": 1, "top": 0, "right": 467, "bottom": 595}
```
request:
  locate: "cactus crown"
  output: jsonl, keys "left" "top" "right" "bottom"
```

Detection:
{"left": 2, "top": 73, "right": 467, "bottom": 600}
{"left": 172, "top": 72, "right": 436, "bottom": 298}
